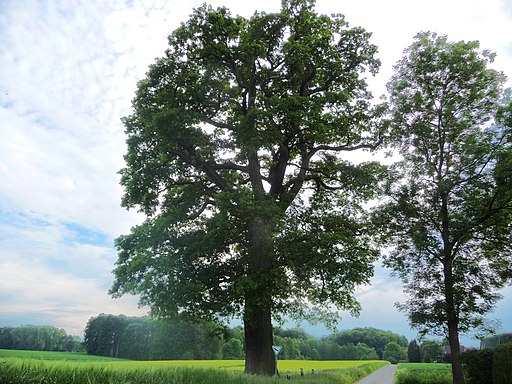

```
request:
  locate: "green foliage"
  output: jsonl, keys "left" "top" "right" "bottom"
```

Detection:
{"left": 382, "top": 31, "right": 512, "bottom": 337}
{"left": 349, "top": 343, "right": 379, "bottom": 360}
{"left": 222, "top": 339, "right": 244, "bottom": 360}
{"left": 311, "top": 340, "right": 378, "bottom": 361}
{"left": 380, "top": 30, "right": 512, "bottom": 384}
{"left": 408, "top": 340, "right": 422, "bottom": 363}
{"left": 81, "top": 316, "right": 403, "bottom": 362}
{"left": 383, "top": 341, "right": 407, "bottom": 364}
{"left": 328, "top": 327, "right": 408, "bottom": 359}
{"left": 460, "top": 348, "right": 494, "bottom": 384}
{"left": 420, "top": 340, "right": 444, "bottom": 363}
{"left": 273, "top": 327, "right": 382, "bottom": 360}
{"left": 480, "top": 333, "right": 512, "bottom": 349}
{"left": 83, "top": 314, "right": 224, "bottom": 360}
{"left": 0, "top": 327, "right": 14, "bottom": 349}
{"left": 0, "top": 325, "right": 82, "bottom": 353}
{"left": 111, "top": 0, "right": 385, "bottom": 328}
{"left": 493, "top": 342, "right": 512, "bottom": 384}
{"left": 112, "top": 0, "right": 389, "bottom": 374}
{"left": 274, "top": 327, "right": 308, "bottom": 340}
{"left": 395, "top": 363, "right": 452, "bottom": 384}
{"left": 84, "top": 314, "right": 127, "bottom": 357}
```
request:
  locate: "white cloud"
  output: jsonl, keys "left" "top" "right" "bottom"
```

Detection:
{"left": 0, "top": 259, "right": 146, "bottom": 336}
{"left": 338, "top": 266, "right": 412, "bottom": 333}
{"left": 0, "top": 209, "right": 148, "bottom": 335}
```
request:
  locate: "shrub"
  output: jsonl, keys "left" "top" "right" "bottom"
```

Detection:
{"left": 493, "top": 342, "right": 512, "bottom": 384}
{"left": 461, "top": 348, "right": 493, "bottom": 384}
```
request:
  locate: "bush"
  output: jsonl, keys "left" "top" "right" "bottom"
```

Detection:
{"left": 493, "top": 342, "right": 512, "bottom": 384}
{"left": 461, "top": 348, "right": 493, "bottom": 384}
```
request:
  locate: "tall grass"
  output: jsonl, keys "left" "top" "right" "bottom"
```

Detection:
{"left": 395, "top": 363, "right": 452, "bottom": 384}
{"left": 0, "top": 359, "right": 387, "bottom": 384}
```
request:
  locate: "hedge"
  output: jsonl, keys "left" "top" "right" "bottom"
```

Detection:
{"left": 493, "top": 342, "right": 512, "bottom": 384}
{"left": 461, "top": 348, "right": 493, "bottom": 384}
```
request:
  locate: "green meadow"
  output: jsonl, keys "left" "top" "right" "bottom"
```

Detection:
{"left": 0, "top": 349, "right": 387, "bottom": 384}
{"left": 395, "top": 363, "right": 452, "bottom": 384}
{"left": 0, "top": 349, "right": 126, "bottom": 361}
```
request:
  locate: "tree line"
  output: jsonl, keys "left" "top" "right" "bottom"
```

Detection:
{"left": 0, "top": 325, "right": 83, "bottom": 352}
{"left": 83, "top": 314, "right": 225, "bottom": 360}
{"left": 83, "top": 313, "right": 446, "bottom": 363}
{"left": 0, "top": 317, "right": 450, "bottom": 365}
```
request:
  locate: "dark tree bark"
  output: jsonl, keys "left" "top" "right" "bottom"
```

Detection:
{"left": 447, "top": 320, "right": 464, "bottom": 384}
{"left": 444, "top": 259, "right": 465, "bottom": 384}
{"left": 244, "top": 303, "right": 275, "bottom": 375}
{"left": 244, "top": 215, "right": 276, "bottom": 375}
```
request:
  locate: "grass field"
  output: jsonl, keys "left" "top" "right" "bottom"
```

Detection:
{"left": 0, "top": 349, "right": 127, "bottom": 361}
{"left": 0, "top": 349, "right": 388, "bottom": 384}
{"left": 395, "top": 363, "right": 452, "bottom": 384}
{"left": 100, "top": 358, "right": 380, "bottom": 372}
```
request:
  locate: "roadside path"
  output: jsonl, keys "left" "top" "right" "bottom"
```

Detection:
{"left": 355, "top": 364, "right": 397, "bottom": 384}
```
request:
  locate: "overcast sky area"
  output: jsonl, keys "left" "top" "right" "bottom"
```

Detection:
{"left": 1, "top": 0, "right": 511, "bottom": 348}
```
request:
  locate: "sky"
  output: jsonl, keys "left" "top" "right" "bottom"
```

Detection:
{"left": 1, "top": 0, "right": 511, "bottom": 348}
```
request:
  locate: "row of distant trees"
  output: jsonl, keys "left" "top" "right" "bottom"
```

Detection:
{"left": 83, "top": 314, "right": 225, "bottom": 360}
{"left": 0, "top": 325, "right": 83, "bottom": 352}
{"left": 82, "top": 313, "right": 445, "bottom": 363}
{"left": 0, "top": 317, "right": 448, "bottom": 363}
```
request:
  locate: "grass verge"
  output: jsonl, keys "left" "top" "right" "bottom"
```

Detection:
{"left": 395, "top": 363, "right": 452, "bottom": 384}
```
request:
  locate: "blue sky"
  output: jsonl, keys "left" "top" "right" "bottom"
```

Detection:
{"left": 1, "top": 0, "right": 511, "bottom": 347}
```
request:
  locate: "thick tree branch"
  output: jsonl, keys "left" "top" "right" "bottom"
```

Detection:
{"left": 212, "top": 161, "right": 249, "bottom": 173}
{"left": 268, "top": 145, "right": 290, "bottom": 196}
{"left": 200, "top": 115, "right": 235, "bottom": 131}
{"left": 171, "top": 140, "right": 228, "bottom": 190}
{"left": 187, "top": 199, "right": 216, "bottom": 220}
{"left": 311, "top": 137, "right": 383, "bottom": 155}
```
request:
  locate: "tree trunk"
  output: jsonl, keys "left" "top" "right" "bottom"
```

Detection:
{"left": 444, "top": 257, "right": 465, "bottom": 384}
{"left": 244, "top": 302, "right": 276, "bottom": 375}
{"left": 448, "top": 320, "right": 465, "bottom": 384}
{"left": 243, "top": 214, "right": 276, "bottom": 376}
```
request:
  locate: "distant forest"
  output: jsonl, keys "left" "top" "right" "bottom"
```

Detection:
{"left": 82, "top": 314, "right": 410, "bottom": 361}
{"left": 0, "top": 314, "right": 448, "bottom": 363}
{"left": 0, "top": 325, "right": 82, "bottom": 352}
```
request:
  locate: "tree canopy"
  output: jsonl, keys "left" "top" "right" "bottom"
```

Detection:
{"left": 327, "top": 327, "right": 407, "bottom": 359}
{"left": 380, "top": 32, "right": 512, "bottom": 384}
{"left": 0, "top": 325, "right": 82, "bottom": 353}
{"left": 407, "top": 340, "right": 422, "bottom": 363}
{"left": 111, "top": 0, "right": 386, "bottom": 375}
{"left": 382, "top": 341, "right": 407, "bottom": 364}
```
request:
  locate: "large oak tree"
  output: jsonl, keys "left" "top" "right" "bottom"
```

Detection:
{"left": 380, "top": 32, "right": 512, "bottom": 384}
{"left": 110, "top": 0, "right": 386, "bottom": 375}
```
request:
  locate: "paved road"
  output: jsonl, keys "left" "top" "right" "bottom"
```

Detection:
{"left": 355, "top": 364, "right": 397, "bottom": 384}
